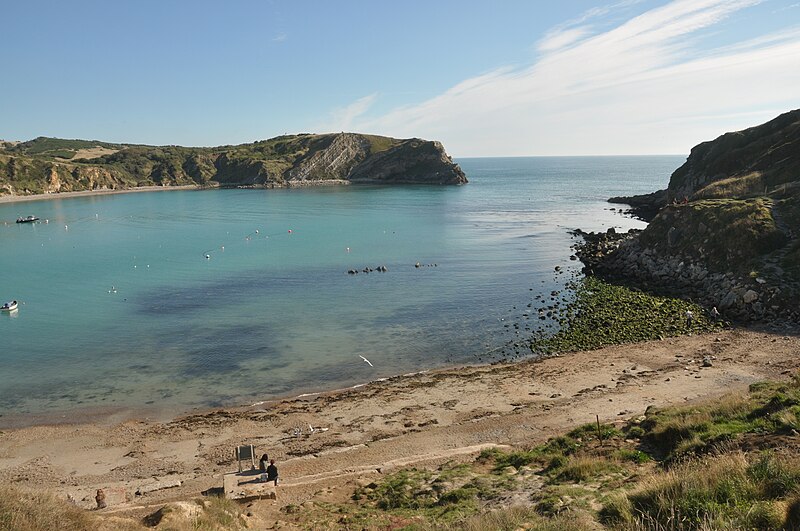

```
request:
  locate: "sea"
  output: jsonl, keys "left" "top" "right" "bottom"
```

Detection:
{"left": 0, "top": 156, "right": 683, "bottom": 427}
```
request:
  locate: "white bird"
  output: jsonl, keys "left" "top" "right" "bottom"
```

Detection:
{"left": 359, "top": 355, "right": 374, "bottom": 367}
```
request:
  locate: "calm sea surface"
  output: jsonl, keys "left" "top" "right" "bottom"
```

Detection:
{"left": 0, "top": 156, "right": 682, "bottom": 426}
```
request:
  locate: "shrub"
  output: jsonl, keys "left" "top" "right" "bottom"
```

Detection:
{"left": 552, "top": 456, "right": 622, "bottom": 483}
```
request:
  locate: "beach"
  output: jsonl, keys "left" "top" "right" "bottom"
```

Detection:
{"left": 1, "top": 326, "right": 797, "bottom": 522}
{"left": 0, "top": 185, "right": 204, "bottom": 205}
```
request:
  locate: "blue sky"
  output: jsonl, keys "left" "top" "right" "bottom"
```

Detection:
{"left": 1, "top": 0, "right": 799, "bottom": 156}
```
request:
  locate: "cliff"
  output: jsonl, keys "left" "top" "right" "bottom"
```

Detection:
{"left": 0, "top": 133, "right": 466, "bottom": 196}
{"left": 582, "top": 110, "right": 800, "bottom": 323}
{"left": 610, "top": 109, "right": 800, "bottom": 220}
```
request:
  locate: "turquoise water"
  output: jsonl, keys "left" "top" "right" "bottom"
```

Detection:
{"left": 0, "top": 156, "right": 682, "bottom": 425}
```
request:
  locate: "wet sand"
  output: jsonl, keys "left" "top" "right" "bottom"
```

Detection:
{"left": 1, "top": 327, "right": 798, "bottom": 520}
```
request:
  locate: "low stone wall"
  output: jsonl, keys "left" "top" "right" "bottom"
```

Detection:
{"left": 574, "top": 229, "right": 798, "bottom": 323}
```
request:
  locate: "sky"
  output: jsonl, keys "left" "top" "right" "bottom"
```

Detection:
{"left": 1, "top": 0, "right": 799, "bottom": 156}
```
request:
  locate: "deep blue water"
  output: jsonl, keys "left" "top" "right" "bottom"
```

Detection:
{"left": 0, "top": 156, "right": 682, "bottom": 425}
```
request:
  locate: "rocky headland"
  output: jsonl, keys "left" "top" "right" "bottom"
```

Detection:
{"left": 579, "top": 109, "right": 800, "bottom": 323}
{"left": 0, "top": 133, "right": 466, "bottom": 197}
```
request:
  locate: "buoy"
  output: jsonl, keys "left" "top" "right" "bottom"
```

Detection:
{"left": 255, "top": 230, "right": 259, "bottom": 234}
{"left": 288, "top": 229, "right": 292, "bottom": 233}
{"left": 205, "top": 254, "right": 210, "bottom": 259}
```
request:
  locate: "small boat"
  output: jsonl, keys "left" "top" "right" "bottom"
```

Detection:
{"left": 16, "top": 215, "right": 39, "bottom": 224}
{"left": 1, "top": 300, "right": 18, "bottom": 311}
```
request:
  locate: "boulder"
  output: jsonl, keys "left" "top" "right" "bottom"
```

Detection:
{"left": 743, "top": 290, "right": 759, "bottom": 304}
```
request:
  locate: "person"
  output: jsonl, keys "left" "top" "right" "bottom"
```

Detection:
{"left": 685, "top": 309, "right": 694, "bottom": 328}
{"left": 266, "top": 459, "right": 279, "bottom": 486}
{"left": 95, "top": 488, "right": 107, "bottom": 509}
{"left": 710, "top": 306, "right": 720, "bottom": 322}
{"left": 259, "top": 453, "right": 269, "bottom": 472}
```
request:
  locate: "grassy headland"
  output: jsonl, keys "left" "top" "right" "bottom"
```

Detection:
{"left": 0, "top": 133, "right": 466, "bottom": 197}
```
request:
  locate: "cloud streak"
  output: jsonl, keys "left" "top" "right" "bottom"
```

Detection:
{"left": 336, "top": 0, "right": 800, "bottom": 156}
{"left": 325, "top": 93, "right": 378, "bottom": 132}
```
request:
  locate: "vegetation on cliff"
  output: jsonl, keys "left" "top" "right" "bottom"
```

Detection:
{"left": 599, "top": 110, "right": 800, "bottom": 322}
{"left": 0, "top": 133, "right": 466, "bottom": 196}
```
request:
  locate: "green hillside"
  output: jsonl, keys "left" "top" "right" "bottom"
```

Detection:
{"left": 0, "top": 133, "right": 466, "bottom": 196}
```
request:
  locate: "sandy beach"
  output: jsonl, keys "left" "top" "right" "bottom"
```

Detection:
{"left": 0, "top": 327, "right": 797, "bottom": 523}
{"left": 0, "top": 185, "right": 205, "bottom": 205}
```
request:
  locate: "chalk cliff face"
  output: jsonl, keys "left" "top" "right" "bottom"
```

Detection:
{"left": 0, "top": 133, "right": 466, "bottom": 196}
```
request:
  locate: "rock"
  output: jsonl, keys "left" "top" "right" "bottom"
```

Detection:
{"left": 743, "top": 290, "right": 759, "bottom": 304}
{"left": 702, "top": 356, "right": 713, "bottom": 367}
{"left": 720, "top": 290, "right": 739, "bottom": 310}
{"left": 135, "top": 478, "right": 182, "bottom": 496}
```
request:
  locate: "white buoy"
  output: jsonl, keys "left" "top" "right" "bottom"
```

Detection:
{"left": 205, "top": 254, "right": 211, "bottom": 259}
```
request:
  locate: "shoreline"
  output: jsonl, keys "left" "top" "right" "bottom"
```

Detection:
{"left": 0, "top": 184, "right": 205, "bottom": 204}
{"left": 1, "top": 326, "right": 799, "bottom": 516}
{"left": 0, "top": 368, "right": 439, "bottom": 431}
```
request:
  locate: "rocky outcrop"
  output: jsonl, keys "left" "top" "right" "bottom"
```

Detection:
{"left": 610, "top": 109, "right": 800, "bottom": 222}
{"left": 574, "top": 229, "right": 797, "bottom": 323}
{"left": 348, "top": 139, "right": 467, "bottom": 185}
{"left": 608, "top": 189, "right": 668, "bottom": 222}
{"left": 286, "top": 133, "right": 371, "bottom": 182}
{"left": 667, "top": 109, "right": 800, "bottom": 202}
{"left": 581, "top": 110, "right": 800, "bottom": 324}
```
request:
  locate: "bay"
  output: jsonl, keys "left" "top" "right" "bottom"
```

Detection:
{"left": 0, "top": 156, "right": 682, "bottom": 426}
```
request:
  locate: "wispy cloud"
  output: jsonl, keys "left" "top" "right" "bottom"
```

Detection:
{"left": 338, "top": 0, "right": 800, "bottom": 156}
{"left": 324, "top": 93, "right": 378, "bottom": 132}
{"left": 537, "top": 27, "right": 591, "bottom": 53}
{"left": 272, "top": 32, "right": 288, "bottom": 42}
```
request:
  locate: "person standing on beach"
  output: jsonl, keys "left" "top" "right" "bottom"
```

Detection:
{"left": 685, "top": 309, "right": 694, "bottom": 328}
{"left": 259, "top": 453, "right": 269, "bottom": 471}
{"left": 710, "top": 306, "right": 720, "bottom": 322}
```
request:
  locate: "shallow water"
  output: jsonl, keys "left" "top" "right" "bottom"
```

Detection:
{"left": 0, "top": 156, "right": 682, "bottom": 425}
